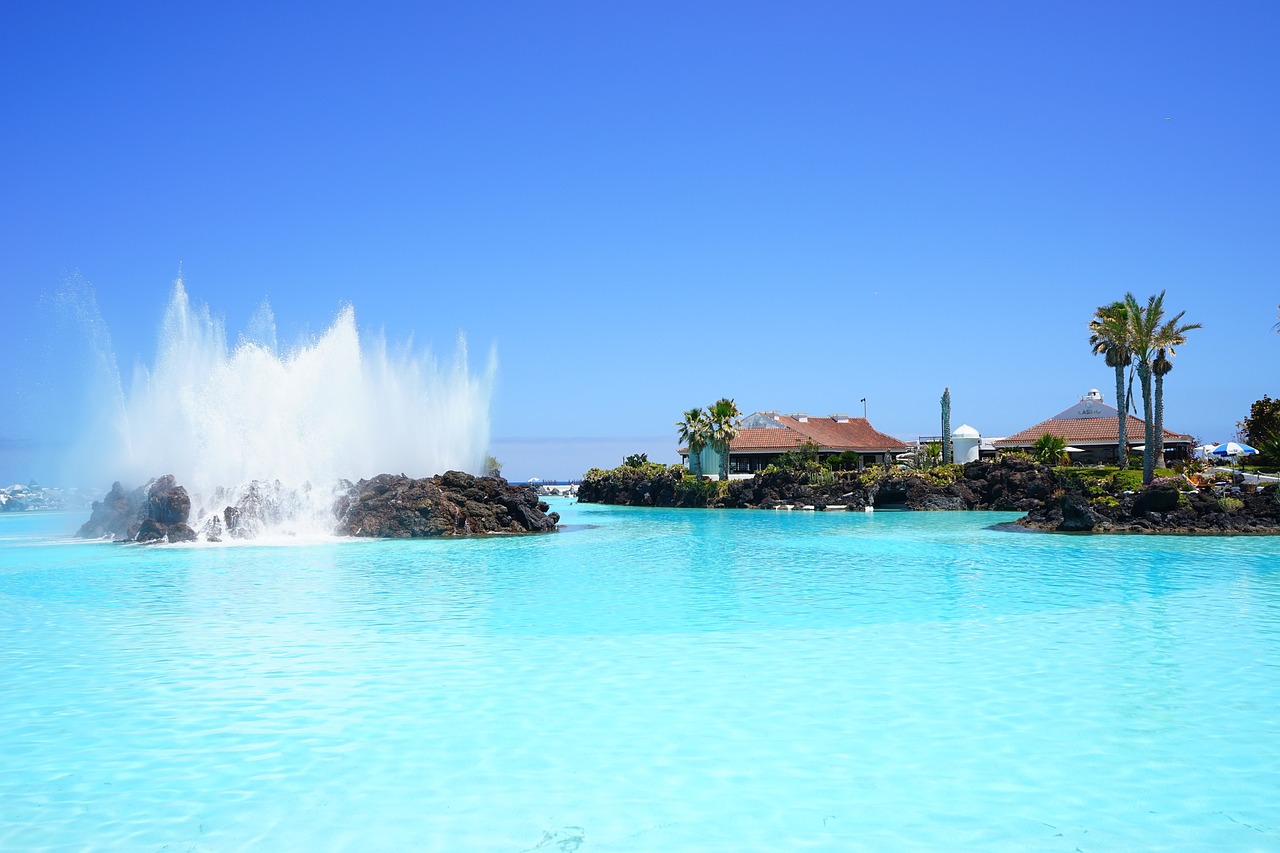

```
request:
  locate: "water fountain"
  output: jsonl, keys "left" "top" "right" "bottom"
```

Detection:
{"left": 77, "top": 276, "right": 498, "bottom": 539}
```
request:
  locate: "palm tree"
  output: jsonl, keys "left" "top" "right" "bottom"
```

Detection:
{"left": 1031, "top": 433, "right": 1068, "bottom": 467}
{"left": 1124, "top": 291, "right": 1164, "bottom": 485}
{"left": 1151, "top": 312, "right": 1202, "bottom": 469}
{"left": 675, "top": 407, "right": 710, "bottom": 477}
{"left": 1089, "top": 301, "right": 1133, "bottom": 468}
{"left": 706, "top": 397, "right": 742, "bottom": 481}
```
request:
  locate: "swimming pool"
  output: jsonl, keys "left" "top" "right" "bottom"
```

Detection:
{"left": 2, "top": 501, "right": 1277, "bottom": 850}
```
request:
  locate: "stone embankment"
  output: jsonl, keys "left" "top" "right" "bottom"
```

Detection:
{"left": 78, "top": 471, "right": 559, "bottom": 542}
{"left": 1017, "top": 482, "right": 1280, "bottom": 534}
{"left": 578, "top": 457, "right": 1055, "bottom": 512}
{"left": 578, "top": 457, "right": 1280, "bottom": 535}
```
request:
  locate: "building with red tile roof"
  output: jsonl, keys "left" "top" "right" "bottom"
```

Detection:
{"left": 681, "top": 411, "right": 910, "bottom": 475}
{"left": 993, "top": 389, "right": 1193, "bottom": 464}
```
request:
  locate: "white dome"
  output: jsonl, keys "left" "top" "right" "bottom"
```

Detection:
{"left": 951, "top": 424, "right": 980, "bottom": 439}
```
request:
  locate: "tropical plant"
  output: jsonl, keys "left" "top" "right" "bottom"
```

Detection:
{"left": 1031, "top": 433, "right": 1068, "bottom": 466}
{"left": 1238, "top": 395, "right": 1280, "bottom": 464}
{"left": 775, "top": 438, "right": 822, "bottom": 471}
{"left": 924, "top": 440, "right": 943, "bottom": 468}
{"left": 1217, "top": 496, "right": 1244, "bottom": 513}
{"left": 1123, "top": 291, "right": 1167, "bottom": 485}
{"left": 675, "top": 407, "right": 711, "bottom": 477}
{"left": 623, "top": 452, "right": 649, "bottom": 468}
{"left": 825, "top": 451, "right": 862, "bottom": 471}
{"left": 706, "top": 397, "right": 742, "bottom": 481}
{"left": 1150, "top": 312, "right": 1201, "bottom": 469}
{"left": 483, "top": 454, "right": 502, "bottom": 478}
{"left": 1089, "top": 300, "right": 1133, "bottom": 468}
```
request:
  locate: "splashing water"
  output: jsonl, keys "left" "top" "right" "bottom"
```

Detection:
{"left": 81, "top": 276, "right": 496, "bottom": 536}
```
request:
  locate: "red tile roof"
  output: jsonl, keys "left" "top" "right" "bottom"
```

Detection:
{"left": 995, "top": 414, "right": 1192, "bottom": 447}
{"left": 727, "top": 415, "right": 909, "bottom": 453}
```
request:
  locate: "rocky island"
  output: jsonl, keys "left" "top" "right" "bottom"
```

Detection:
{"left": 78, "top": 471, "right": 559, "bottom": 543}
{"left": 578, "top": 456, "right": 1280, "bottom": 535}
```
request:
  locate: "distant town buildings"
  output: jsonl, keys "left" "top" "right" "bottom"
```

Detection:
{"left": 677, "top": 389, "right": 1193, "bottom": 474}
{"left": 0, "top": 482, "right": 72, "bottom": 512}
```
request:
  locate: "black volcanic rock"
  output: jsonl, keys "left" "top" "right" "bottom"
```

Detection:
{"left": 77, "top": 481, "right": 147, "bottom": 539}
{"left": 333, "top": 472, "right": 559, "bottom": 537}
{"left": 77, "top": 474, "right": 193, "bottom": 543}
{"left": 1019, "top": 482, "right": 1280, "bottom": 534}
{"left": 81, "top": 471, "right": 559, "bottom": 542}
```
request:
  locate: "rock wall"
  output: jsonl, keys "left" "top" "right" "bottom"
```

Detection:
{"left": 578, "top": 457, "right": 1058, "bottom": 512}
{"left": 333, "top": 471, "right": 559, "bottom": 537}
{"left": 79, "top": 471, "right": 560, "bottom": 542}
{"left": 77, "top": 475, "right": 197, "bottom": 543}
{"left": 1018, "top": 482, "right": 1280, "bottom": 534}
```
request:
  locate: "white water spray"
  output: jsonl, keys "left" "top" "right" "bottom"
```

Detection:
{"left": 88, "top": 277, "right": 496, "bottom": 536}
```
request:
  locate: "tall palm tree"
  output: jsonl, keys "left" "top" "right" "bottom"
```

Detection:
{"left": 675, "top": 407, "right": 710, "bottom": 477}
{"left": 1124, "top": 291, "right": 1164, "bottom": 485}
{"left": 706, "top": 397, "right": 742, "bottom": 481}
{"left": 1151, "top": 312, "right": 1202, "bottom": 469}
{"left": 1089, "top": 301, "right": 1133, "bottom": 468}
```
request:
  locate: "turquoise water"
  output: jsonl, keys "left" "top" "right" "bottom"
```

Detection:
{"left": 2, "top": 501, "right": 1279, "bottom": 851}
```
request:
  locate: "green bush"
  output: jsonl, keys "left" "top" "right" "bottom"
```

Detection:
{"left": 920, "top": 463, "right": 963, "bottom": 486}
{"left": 1091, "top": 495, "right": 1120, "bottom": 509}
{"left": 1111, "top": 470, "right": 1144, "bottom": 492}
{"left": 825, "top": 451, "right": 863, "bottom": 471}
{"left": 1217, "top": 496, "right": 1244, "bottom": 513}
{"left": 1057, "top": 469, "right": 1110, "bottom": 497}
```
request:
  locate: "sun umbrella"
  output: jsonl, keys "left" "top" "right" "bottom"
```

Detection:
{"left": 1194, "top": 443, "right": 1218, "bottom": 457}
{"left": 1064, "top": 446, "right": 1084, "bottom": 453}
{"left": 1210, "top": 442, "right": 1259, "bottom": 457}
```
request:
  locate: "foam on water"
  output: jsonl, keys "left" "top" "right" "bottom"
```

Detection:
{"left": 79, "top": 277, "right": 496, "bottom": 536}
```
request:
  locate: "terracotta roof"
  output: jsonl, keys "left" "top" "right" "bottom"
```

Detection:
{"left": 723, "top": 415, "right": 909, "bottom": 453}
{"left": 995, "top": 414, "right": 1193, "bottom": 447}
{"left": 729, "top": 428, "right": 805, "bottom": 452}
{"left": 776, "top": 415, "right": 910, "bottom": 451}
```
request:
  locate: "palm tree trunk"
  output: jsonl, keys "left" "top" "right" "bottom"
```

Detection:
{"left": 1138, "top": 363, "right": 1155, "bottom": 484}
{"left": 1154, "top": 372, "right": 1166, "bottom": 470}
{"left": 1114, "top": 363, "right": 1128, "bottom": 468}
{"left": 689, "top": 445, "right": 702, "bottom": 478}
{"left": 718, "top": 441, "right": 729, "bottom": 481}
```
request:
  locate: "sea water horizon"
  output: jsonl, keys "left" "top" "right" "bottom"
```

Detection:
{"left": 2, "top": 500, "right": 1278, "bottom": 850}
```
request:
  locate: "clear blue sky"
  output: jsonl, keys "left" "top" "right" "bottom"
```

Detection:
{"left": 2, "top": 2, "right": 1277, "bottom": 485}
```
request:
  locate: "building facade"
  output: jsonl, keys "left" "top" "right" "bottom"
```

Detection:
{"left": 682, "top": 411, "right": 910, "bottom": 476}
{"left": 993, "top": 389, "right": 1193, "bottom": 464}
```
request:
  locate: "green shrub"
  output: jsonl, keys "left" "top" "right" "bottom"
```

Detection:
{"left": 1217, "top": 496, "right": 1244, "bottom": 513}
{"left": 1057, "top": 469, "right": 1110, "bottom": 497}
{"left": 675, "top": 475, "right": 718, "bottom": 505}
{"left": 1091, "top": 495, "right": 1120, "bottom": 509}
{"left": 921, "top": 464, "right": 962, "bottom": 486}
{"left": 1111, "top": 470, "right": 1144, "bottom": 492}
{"left": 825, "top": 451, "right": 863, "bottom": 471}
{"left": 808, "top": 468, "right": 837, "bottom": 487}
